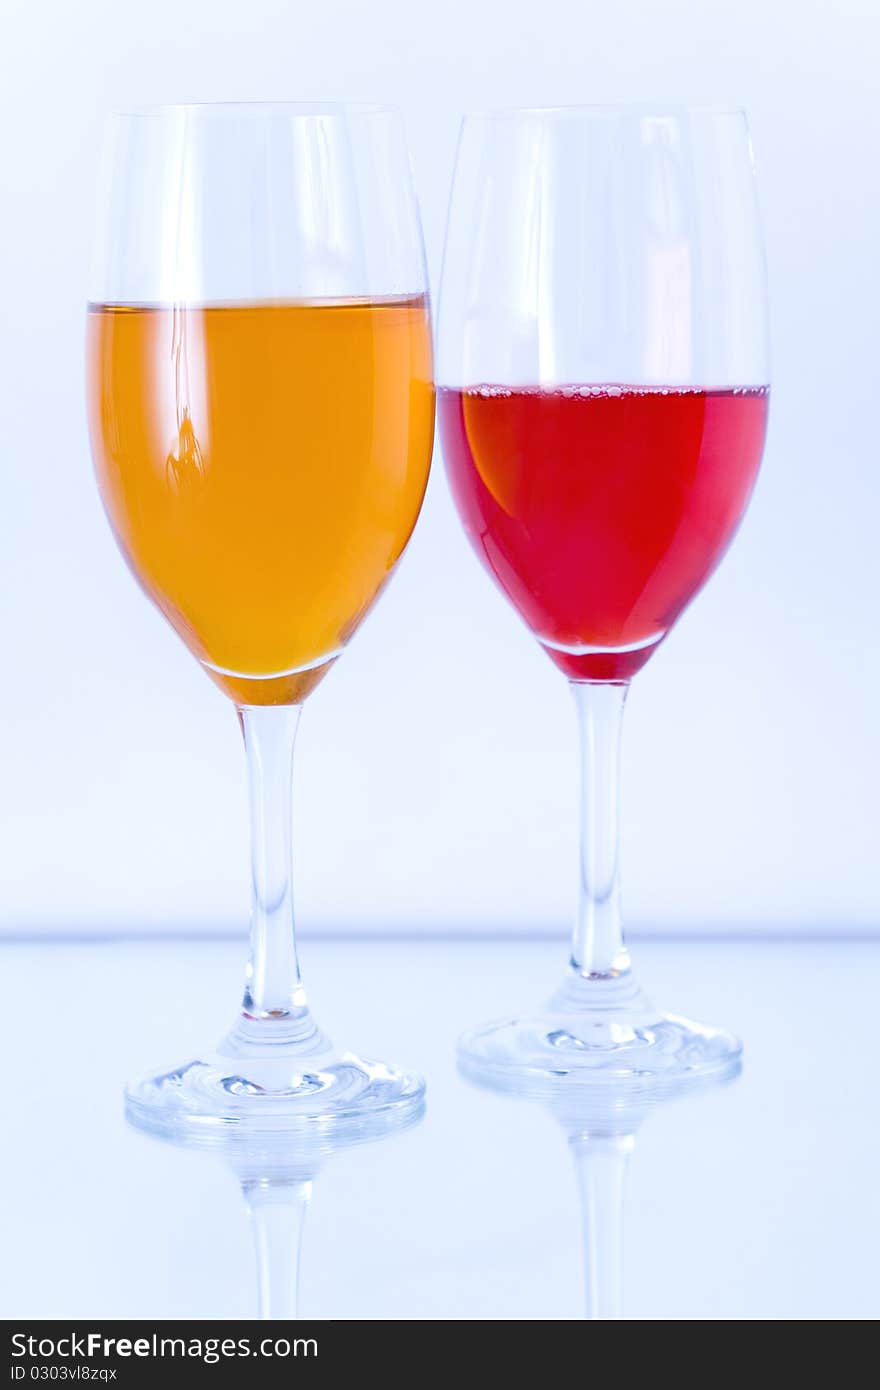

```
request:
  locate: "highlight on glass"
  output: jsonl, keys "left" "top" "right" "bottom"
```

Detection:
{"left": 438, "top": 105, "right": 769, "bottom": 1086}
{"left": 86, "top": 103, "right": 434, "bottom": 1133}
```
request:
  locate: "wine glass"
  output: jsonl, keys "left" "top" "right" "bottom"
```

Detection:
{"left": 437, "top": 106, "right": 769, "bottom": 1085}
{"left": 86, "top": 103, "right": 434, "bottom": 1133}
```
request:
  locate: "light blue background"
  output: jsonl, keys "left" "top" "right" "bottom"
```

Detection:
{"left": 0, "top": 0, "right": 876, "bottom": 935}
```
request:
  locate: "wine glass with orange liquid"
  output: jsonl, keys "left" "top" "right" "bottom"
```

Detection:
{"left": 438, "top": 107, "right": 769, "bottom": 1088}
{"left": 87, "top": 104, "right": 434, "bottom": 1134}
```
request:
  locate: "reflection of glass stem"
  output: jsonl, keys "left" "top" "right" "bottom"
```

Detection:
{"left": 568, "top": 1129, "right": 634, "bottom": 1320}
{"left": 127, "top": 1098, "right": 423, "bottom": 1320}
{"left": 240, "top": 1174, "right": 313, "bottom": 1320}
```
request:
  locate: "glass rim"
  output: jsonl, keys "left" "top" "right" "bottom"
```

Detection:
{"left": 109, "top": 100, "right": 402, "bottom": 120}
{"left": 461, "top": 102, "right": 748, "bottom": 120}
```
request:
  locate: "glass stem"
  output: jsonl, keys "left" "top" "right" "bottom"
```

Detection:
{"left": 225, "top": 704, "right": 325, "bottom": 1053}
{"left": 569, "top": 681, "right": 631, "bottom": 980}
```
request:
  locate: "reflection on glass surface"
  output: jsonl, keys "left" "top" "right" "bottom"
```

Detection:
{"left": 460, "top": 1057, "right": 740, "bottom": 1319}
{"left": 126, "top": 1097, "right": 424, "bottom": 1318}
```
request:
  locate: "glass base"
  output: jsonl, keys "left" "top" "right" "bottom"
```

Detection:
{"left": 458, "top": 972, "right": 742, "bottom": 1097}
{"left": 125, "top": 1035, "right": 425, "bottom": 1143}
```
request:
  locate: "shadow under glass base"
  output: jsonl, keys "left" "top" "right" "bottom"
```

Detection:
{"left": 125, "top": 1020, "right": 425, "bottom": 1142}
{"left": 458, "top": 972, "right": 742, "bottom": 1096}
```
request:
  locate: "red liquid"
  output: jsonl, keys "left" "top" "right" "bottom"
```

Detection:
{"left": 439, "top": 385, "right": 768, "bottom": 680}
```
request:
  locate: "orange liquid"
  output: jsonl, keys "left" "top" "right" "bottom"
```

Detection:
{"left": 87, "top": 298, "right": 434, "bottom": 704}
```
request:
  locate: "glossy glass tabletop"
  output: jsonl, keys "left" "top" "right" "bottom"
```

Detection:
{"left": 3, "top": 935, "right": 877, "bottom": 1319}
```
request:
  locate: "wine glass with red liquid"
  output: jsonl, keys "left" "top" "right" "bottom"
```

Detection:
{"left": 438, "top": 106, "right": 769, "bottom": 1089}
